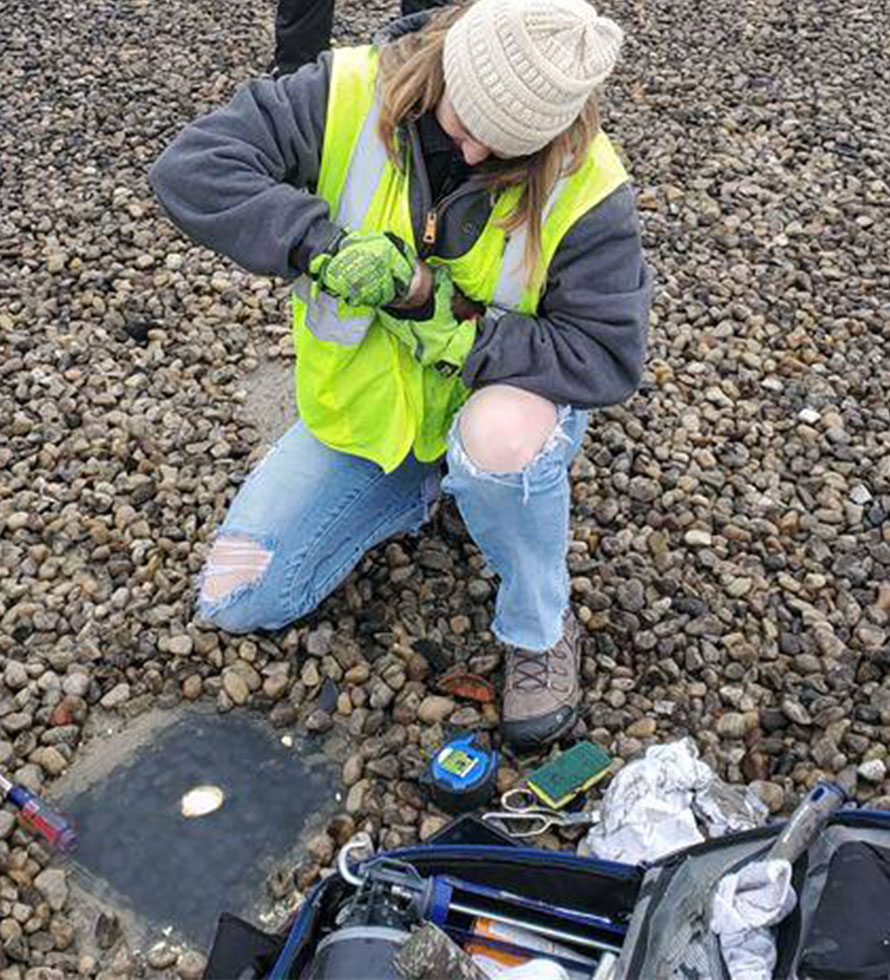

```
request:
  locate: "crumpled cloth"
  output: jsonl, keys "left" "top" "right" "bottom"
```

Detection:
{"left": 710, "top": 859, "right": 796, "bottom": 980}
{"left": 580, "top": 738, "right": 767, "bottom": 864}
{"left": 473, "top": 957, "right": 570, "bottom": 980}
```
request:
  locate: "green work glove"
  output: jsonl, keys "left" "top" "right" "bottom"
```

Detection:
{"left": 309, "top": 230, "right": 417, "bottom": 309}
{"left": 377, "top": 266, "right": 477, "bottom": 376}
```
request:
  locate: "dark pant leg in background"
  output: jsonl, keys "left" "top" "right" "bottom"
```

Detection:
{"left": 274, "top": 0, "right": 455, "bottom": 75}
{"left": 399, "top": 0, "right": 451, "bottom": 15}
{"left": 274, "top": 0, "right": 335, "bottom": 75}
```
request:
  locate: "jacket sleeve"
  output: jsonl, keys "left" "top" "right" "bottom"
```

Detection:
{"left": 461, "top": 183, "right": 652, "bottom": 409}
{"left": 148, "top": 54, "right": 341, "bottom": 279}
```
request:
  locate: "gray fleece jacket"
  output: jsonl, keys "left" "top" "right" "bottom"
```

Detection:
{"left": 149, "top": 43, "right": 652, "bottom": 409}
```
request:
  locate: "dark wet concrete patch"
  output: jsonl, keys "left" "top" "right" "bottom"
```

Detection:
{"left": 58, "top": 709, "right": 335, "bottom": 948}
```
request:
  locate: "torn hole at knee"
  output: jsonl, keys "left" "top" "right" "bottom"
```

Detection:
{"left": 457, "top": 402, "right": 560, "bottom": 474}
{"left": 201, "top": 536, "right": 272, "bottom": 603}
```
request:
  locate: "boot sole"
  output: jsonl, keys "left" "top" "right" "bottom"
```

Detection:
{"left": 501, "top": 703, "right": 579, "bottom": 752}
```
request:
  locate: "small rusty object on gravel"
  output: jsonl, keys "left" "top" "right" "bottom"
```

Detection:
{"left": 435, "top": 670, "right": 496, "bottom": 704}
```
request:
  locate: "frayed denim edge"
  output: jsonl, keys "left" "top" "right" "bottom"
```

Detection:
{"left": 196, "top": 529, "right": 279, "bottom": 622}
{"left": 491, "top": 604, "right": 570, "bottom": 652}
{"left": 446, "top": 405, "right": 572, "bottom": 504}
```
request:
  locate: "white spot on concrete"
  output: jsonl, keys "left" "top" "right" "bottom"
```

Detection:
{"left": 180, "top": 785, "right": 224, "bottom": 818}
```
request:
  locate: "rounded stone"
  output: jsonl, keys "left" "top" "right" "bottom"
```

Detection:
{"left": 177, "top": 950, "right": 207, "bottom": 980}
{"left": 34, "top": 869, "right": 67, "bottom": 912}
{"left": 858, "top": 759, "right": 887, "bottom": 783}
{"left": 99, "top": 683, "right": 130, "bottom": 710}
{"left": 417, "top": 696, "right": 456, "bottom": 725}
{"left": 222, "top": 670, "right": 249, "bottom": 706}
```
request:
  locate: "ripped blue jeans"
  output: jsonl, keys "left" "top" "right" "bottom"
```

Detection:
{"left": 198, "top": 406, "right": 588, "bottom": 651}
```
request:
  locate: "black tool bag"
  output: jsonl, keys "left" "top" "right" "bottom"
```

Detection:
{"left": 204, "top": 809, "right": 890, "bottom": 979}
{"left": 204, "top": 843, "right": 644, "bottom": 979}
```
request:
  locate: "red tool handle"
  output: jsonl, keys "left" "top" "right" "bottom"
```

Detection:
{"left": 9, "top": 786, "right": 77, "bottom": 852}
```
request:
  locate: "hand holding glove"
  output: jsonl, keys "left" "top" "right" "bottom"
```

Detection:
{"left": 309, "top": 230, "right": 417, "bottom": 308}
{"left": 377, "top": 266, "right": 477, "bottom": 376}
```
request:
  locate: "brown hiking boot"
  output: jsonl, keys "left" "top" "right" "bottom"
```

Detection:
{"left": 501, "top": 611, "right": 581, "bottom": 751}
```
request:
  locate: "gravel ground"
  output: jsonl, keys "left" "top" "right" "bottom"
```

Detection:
{"left": 2, "top": 0, "right": 890, "bottom": 975}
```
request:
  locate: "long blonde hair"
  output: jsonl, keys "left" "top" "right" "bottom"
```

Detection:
{"left": 378, "top": 5, "right": 600, "bottom": 290}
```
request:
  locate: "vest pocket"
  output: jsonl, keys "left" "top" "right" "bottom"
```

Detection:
{"left": 295, "top": 321, "right": 417, "bottom": 473}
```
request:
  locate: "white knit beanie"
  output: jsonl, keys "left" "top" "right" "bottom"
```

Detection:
{"left": 443, "top": 0, "right": 624, "bottom": 158}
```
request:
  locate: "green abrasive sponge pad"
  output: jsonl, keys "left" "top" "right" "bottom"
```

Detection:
{"left": 527, "top": 742, "right": 613, "bottom": 810}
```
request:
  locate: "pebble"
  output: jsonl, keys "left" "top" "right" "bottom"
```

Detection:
{"left": 419, "top": 815, "right": 449, "bottom": 841}
{"left": 168, "top": 634, "right": 194, "bottom": 656}
{"left": 99, "top": 684, "right": 130, "bottom": 710}
{"left": 327, "top": 814, "right": 356, "bottom": 846}
{"left": 417, "top": 696, "right": 456, "bottom": 725}
{"left": 345, "top": 663, "right": 371, "bottom": 685}
{"left": 0, "top": 813, "right": 15, "bottom": 841}
{"left": 222, "top": 670, "right": 249, "bottom": 706}
{"left": 850, "top": 485, "right": 872, "bottom": 506}
{"left": 341, "top": 755, "right": 364, "bottom": 790}
{"left": 346, "top": 780, "right": 370, "bottom": 816}
{"left": 626, "top": 718, "right": 656, "bottom": 739}
{"left": 3, "top": 664, "right": 29, "bottom": 692}
{"left": 147, "top": 942, "right": 178, "bottom": 969}
{"left": 176, "top": 950, "right": 207, "bottom": 980}
{"left": 449, "top": 707, "right": 481, "bottom": 727}
{"left": 33, "top": 870, "right": 67, "bottom": 912}
{"left": 716, "top": 713, "right": 747, "bottom": 739}
{"left": 49, "top": 916, "right": 75, "bottom": 950}
{"left": 684, "top": 530, "right": 712, "bottom": 548}
{"left": 858, "top": 759, "right": 887, "bottom": 783}
{"left": 301, "top": 661, "right": 321, "bottom": 688}
{"left": 182, "top": 674, "right": 203, "bottom": 700}
{"left": 305, "top": 709, "right": 333, "bottom": 733}
{"left": 1, "top": 713, "right": 32, "bottom": 735}
{"left": 306, "top": 833, "right": 334, "bottom": 864}
{"left": 750, "top": 781, "right": 785, "bottom": 815}
{"left": 94, "top": 912, "right": 120, "bottom": 950}
{"left": 35, "top": 747, "right": 67, "bottom": 777}
{"left": 61, "top": 674, "right": 90, "bottom": 699}
{"left": 781, "top": 699, "right": 812, "bottom": 727}
{"left": 263, "top": 671, "right": 290, "bottom": 701}
{"left": 616, "top": 579, "right": 646, "bottom": 612}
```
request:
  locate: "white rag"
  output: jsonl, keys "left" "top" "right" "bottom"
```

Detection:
{"left": 473, "top": 956, "right": 571, "bottom": 980}
{"left": 710, "top": 859, "right": 796, "bottom": 980}
{"left": 581, "top": 738, "right": 767, "bottom": 864}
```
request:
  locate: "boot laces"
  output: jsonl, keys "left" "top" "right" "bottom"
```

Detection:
{"left": 511, "top": 646, "right": 568, "bottom": 693}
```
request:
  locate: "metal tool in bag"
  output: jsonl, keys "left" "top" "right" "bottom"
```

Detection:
{"left": 302, "top": 835, "right": 626, "bottom": 978}
{"left": 766, "top": 783, "right": 845, "bottom": 864}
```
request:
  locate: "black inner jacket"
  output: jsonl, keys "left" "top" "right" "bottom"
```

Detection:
{"left": 416, "top": 110, "right": 473, "bottom": 204}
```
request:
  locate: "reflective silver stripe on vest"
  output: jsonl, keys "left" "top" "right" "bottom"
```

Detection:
{"left": 292, "top": 276, "right": 373, "bottom": 347}
{"left": 489, "top": 176, "right": 566, "bottom": 311}
{"left": 295, "top": 93, "right": 389, "bottom": 347}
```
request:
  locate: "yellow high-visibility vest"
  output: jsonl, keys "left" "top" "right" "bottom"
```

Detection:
{"left": 292, "top": 45, "right": 628, "bottom": 473}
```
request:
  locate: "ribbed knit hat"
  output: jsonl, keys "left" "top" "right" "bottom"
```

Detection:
{"left": 443, "top": 0, "right": 623, "bottom": 158}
